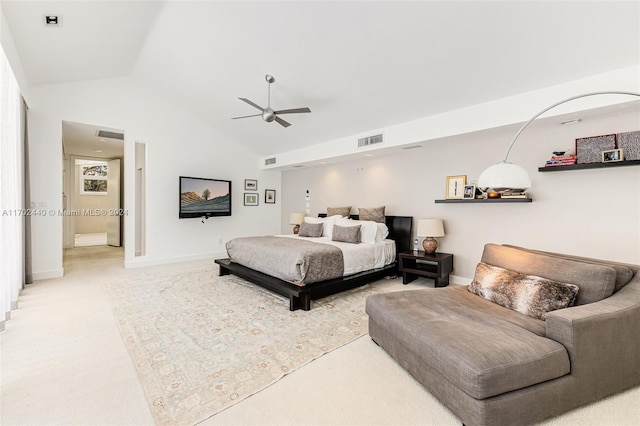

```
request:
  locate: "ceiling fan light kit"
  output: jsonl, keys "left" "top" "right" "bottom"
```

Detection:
{"left": 232, "top": 74, "right": 311, "bottom": 128}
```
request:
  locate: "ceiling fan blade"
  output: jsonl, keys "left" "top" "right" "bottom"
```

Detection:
{"left": 231, "top": 113, "right": 262, "bottom": 120}
{"left": 274, "top": 116, "right": 291, "bottom": 128}
{"left": 274, "top": 107, "right": 311, "bottom": 115}
{"left": 238, "top": 97, "right": 265, "bottom": 111}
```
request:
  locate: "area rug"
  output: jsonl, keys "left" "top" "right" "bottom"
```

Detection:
{"left": 103, "top": 264, "right": 384, "bottom": 426}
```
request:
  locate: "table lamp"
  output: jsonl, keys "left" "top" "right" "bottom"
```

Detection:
{"left": 289, "top": 212, "right": 305, "bottom": 234}
{"left": 417, "top": 219, "right": 445, "bottom": 255}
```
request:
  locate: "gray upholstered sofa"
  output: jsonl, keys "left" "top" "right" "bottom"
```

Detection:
{"left": 366, "top": 244, "right": 640, "bottom": 426}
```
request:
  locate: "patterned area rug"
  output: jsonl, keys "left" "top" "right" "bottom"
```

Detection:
{"left": 104, "top": 265, "right": 383, "bottom": 425}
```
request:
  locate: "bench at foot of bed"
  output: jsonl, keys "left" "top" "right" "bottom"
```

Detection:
{"left": 215, "top": 258, "right": 396, "bottom": 311}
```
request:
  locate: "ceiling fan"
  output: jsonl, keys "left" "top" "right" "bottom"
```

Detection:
{"left": 232, "top": 75, "right": 311, "bottom": 128}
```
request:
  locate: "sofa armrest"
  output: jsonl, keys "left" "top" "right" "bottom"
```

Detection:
{"left": 546, "top": 279, "right": 640, "bottom": 390}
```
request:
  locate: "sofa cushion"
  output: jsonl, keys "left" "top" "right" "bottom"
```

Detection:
{"left": 366, "top": 286, "right": 570, "bottom": 399}
{"left": 468, "top": 262, "right": 579, "bottom": 320}
{"left": 503, "top": 244, "right": 635, "bottom": 292}
{"left": 481, "top": 244, "right": 616, "bottom": 305}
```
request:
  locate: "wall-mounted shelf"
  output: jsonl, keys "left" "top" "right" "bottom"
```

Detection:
{"left": 435, "top": 198, "right": 532, "bottom": 204}
{"left": 538, "top": 159, "right": 640, "bottom": 172}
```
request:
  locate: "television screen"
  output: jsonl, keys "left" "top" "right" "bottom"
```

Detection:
{"left": 179, "top": 176, "right": 231, "bottom": 218}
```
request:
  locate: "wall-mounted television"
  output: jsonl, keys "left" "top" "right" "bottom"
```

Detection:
{"left": 179, "top": 176, "right": 231, "bottom": 219}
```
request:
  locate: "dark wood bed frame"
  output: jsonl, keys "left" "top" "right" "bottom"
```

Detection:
{"left": 215, "top": 215, "right": 412, "bottom": 311}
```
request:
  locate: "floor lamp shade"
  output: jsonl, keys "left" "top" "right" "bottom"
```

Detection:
{"left": 477, "top": 162, "right": 532, "bottom": 192}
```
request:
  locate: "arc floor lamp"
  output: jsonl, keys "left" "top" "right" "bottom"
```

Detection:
{"left": 477, "top": 91, "right": 640, "bottom": 192}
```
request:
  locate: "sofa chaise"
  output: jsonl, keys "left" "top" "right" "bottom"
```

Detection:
{"left": 366, "top": 243, "right": 640, "bottom": 426}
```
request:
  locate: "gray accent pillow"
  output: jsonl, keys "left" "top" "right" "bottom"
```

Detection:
{"left": 468, "top": 262, "right": 579, "bottom": 320}
{"left": 332, "top": 224, "right": 361, "bottom": 244}
{"left": 327, "top": 206, "right": 351, "bottom": 217}
{"left": 298, "top": 222, "right": 323, "bottom": 238}
{"left": 481, "top": 244, "right": 616, "bottom": 305}
{"left": 358, "top": 206, "right": 385, "bottom": 223}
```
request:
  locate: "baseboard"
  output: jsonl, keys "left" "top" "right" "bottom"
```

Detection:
{"left": 449, "top": 274, "right": 472, "bottom": 286}
{"left": 32, "top": 268, "right": 64, "bottom": 281}
{"left": 124, "top": 251, "right": 227, "bottom": 269}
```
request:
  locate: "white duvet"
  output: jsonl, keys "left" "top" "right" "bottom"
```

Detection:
{"left": 275, "top": 235, "right": 396, "bottom": 276}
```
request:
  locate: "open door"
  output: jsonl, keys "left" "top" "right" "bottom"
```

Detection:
{"left": 106, "top": 158, "right": 121, "bottom": 246}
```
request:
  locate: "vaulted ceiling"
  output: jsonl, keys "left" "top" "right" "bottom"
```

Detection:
{"left": 2, "top": 1, "right": 639, "bottom": 156}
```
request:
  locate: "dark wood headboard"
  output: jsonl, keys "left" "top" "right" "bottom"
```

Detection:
{"left": 318, "top": 214, "right": 413, "bottom": 255}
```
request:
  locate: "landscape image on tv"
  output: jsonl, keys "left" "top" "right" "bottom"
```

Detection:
{"left": 179, "top": 176, "right": 231, "bottom": 218}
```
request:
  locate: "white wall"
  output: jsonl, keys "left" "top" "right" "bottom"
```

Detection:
{"left": 281, "top": 107, "right": 640, "bottom": 282}
{"left": 27, "top": 76, "right": 281, "bottom": 278}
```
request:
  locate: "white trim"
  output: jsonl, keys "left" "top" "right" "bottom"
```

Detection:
{"left": 32, "top": 268, "right": 64, "bottom": 281}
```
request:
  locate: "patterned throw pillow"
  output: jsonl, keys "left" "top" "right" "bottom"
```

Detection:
{"left": 468, "top": 262, "right": 579, "bottom": 320}
{"left": 298, "top": 222, "right": 323, "bottom": 238}
{"left": 326, "top": 206, "right": 351, "bottom": 217}
{"left": 332, "top": 224, "right": 361, "bottom": 244}
{"left": 358, "top": 206, "right": 385, "bottom": 223}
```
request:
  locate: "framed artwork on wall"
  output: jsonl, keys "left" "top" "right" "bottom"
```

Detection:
{"left": 244, "top": 193, "right": 259, "bottom": 206}
{"left": 445, "top": 175, "right": 466, "bottom": 199}
{"left": 244, "top": 179, "right": 258, "bottom": 190}
{"left": 265, "top": 189, "right": 276, "bottom": 204}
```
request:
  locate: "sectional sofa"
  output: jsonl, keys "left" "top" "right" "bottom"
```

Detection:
{"left": 366, "top": 243, "right": 640, "bottom": 426}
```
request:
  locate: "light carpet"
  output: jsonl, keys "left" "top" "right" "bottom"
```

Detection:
{"left": 103, "top": 265, "right": 384, "bottom": 426}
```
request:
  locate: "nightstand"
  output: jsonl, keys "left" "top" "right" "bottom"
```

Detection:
{"left": 398, "top": 251, "right": 454, "bottom": 287}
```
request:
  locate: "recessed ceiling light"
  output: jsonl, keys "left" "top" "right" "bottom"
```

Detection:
{"left": 561, "top": 119, "right": 582, "bottom": 125}
{"left": 94, "top": 150, "right": 103, "bottom": 153}
{"left": 364, "top": 153, "right": 373, "bottom": 157}
{"left": 319, "top": 161, "right": 328, "bottom": 164}
{"left": 44, "top": 15, "right": 62, "bottom": 26}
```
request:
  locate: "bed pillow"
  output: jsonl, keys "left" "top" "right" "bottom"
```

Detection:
{"left": 359, "top": 206, "right": 385, "bottom": 223}
{"left": 335, "top": 217, "right": 377, "bottom": 244}
{"left": 468, "top": 262, "right": 579, "bottom": 320}
{"left": 305, "top": 215, "right": 341, "bottom": 238}
{"left": 327, "top": 206, "right": 351, "bottom": 217}
{"left": 298, "top": 222, "right": 323, "bottom": 238}
{"left": 375, "top": 223, "right": 389, "bottom": 242}
{"left": 332, "top": 224, "right": 361, "bottom": 244}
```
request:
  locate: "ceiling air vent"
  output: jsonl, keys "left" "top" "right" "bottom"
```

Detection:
{"left": 357, "top": 133, "right": 384, "bottom": 148}
{"left": 96, "top": 130, "right": 124, "bottom": 140}
{"left": 264, "top": 157, "right": 276, "bottom": 166}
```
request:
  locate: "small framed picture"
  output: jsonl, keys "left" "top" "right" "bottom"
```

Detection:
{"left": 244, "top": 193, "right": 259, "bottom": 206}
{"left": 265, "top": 189, "right": 276, "bottom": 204}
{"left": 463, "top": 184, "right": 476, "bottom": 200}
{"left": 244, "top": 179, "right": 258, "bottom": 190}
{"left": 602, "top": 148, "right": 624, "bottom": 163}
{"left": 445, "top": 175, "right": 467, "bottom": 199}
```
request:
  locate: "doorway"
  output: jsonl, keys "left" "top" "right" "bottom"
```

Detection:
{"left": 62, "top": 121, "right": 124, "bottom": 254}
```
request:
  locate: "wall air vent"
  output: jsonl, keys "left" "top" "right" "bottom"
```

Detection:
{"left": 96, "top": 130, "right": 124, "bottom": 140}
{"left": 264, "top": 157, "right": 276, "bottom": 166}
{"left": 357, "top": 133, "right": 384, "bottom": 148}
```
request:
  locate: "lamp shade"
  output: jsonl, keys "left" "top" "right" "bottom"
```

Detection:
{"left": 417, "top": 219, "right": 445, "bottom": 237}
{"left": 477, "top": 162, "right": 531, "bottom": 192}
{"left": 289, "top": 212, "right": 305, "bottom": 225}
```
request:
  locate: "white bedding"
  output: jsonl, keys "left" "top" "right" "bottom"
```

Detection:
{"left": 275, "top": 235, "right": 396, "bottom": 276}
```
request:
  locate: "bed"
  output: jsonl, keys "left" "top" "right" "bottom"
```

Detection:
{"left": 215, "top": 215, "right": 412, "bottom": 311}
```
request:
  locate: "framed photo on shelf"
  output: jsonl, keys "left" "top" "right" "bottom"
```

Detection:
{"left": 445, "top": 175, "right": 467, "bottom": 199}
{"left": 265, "top": 189, "right": 276, "bottom": 204}
{"left": 463, "top": 184, "right": 476, "bottom": 200}
{"left": 244, "top": 179, "right": 258, "bottom": 191}
{"left": 602, "top": 149, "right": 624, "bottom": 163}
{"left": 244, "top": 193, "right": 259, "bottom": 206}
